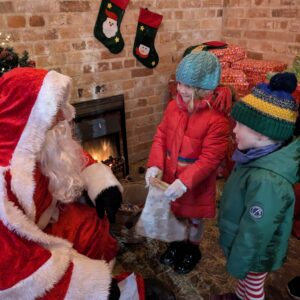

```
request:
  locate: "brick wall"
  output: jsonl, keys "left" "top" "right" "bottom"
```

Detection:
{"left": 1, "top": 0, "right": 299, "bottom": 165}
{"left": 0, "top": 0, "right": 223, "bottom": 164}
{"left": 222, "top": 0, "right": 300, "bottom": 63}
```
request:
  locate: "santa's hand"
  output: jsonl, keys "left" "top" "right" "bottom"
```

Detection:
{"left": 145, "top": 166, "right": 162, "bottom": 187}
{"left": 164, "top": 179, "right": 187, "bottom": 201}
{"left": 95, "top": 186, "right": 122, "bottom": 223}
{"left": 108, "top": 278, "right": 120, "bottom": 300}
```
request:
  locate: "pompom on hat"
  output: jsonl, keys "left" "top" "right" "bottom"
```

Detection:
{"left": 231, "top": 72, "right": 298, "bottom": 141}
{"left": 176, "top": 51, "right": 221, "bottom": 90}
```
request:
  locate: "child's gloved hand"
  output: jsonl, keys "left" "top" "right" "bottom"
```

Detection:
{"left": 164, "top": 179, "right": 187, "bottom": 201}
{"left": 145, "top": 166, "right": 162, "bottom": 187}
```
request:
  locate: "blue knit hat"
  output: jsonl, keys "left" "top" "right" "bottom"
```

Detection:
{"left": 176, "top": 51, "right": 221, "bottom": 90}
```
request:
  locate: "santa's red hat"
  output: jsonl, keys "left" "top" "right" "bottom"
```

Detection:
{"left": 105, "top": 9, "right": 118, "bottom": 21}
{"left": 0, "top": 67, "right": 73, "bottom": 220}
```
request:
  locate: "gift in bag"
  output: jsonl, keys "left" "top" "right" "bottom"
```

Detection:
{"left": 135, "top": 183, "right": 187, "bottom": 242}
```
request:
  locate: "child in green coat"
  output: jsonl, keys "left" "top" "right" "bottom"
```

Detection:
{"left": 212, "top": 72, "right": 300, "bottom": 300}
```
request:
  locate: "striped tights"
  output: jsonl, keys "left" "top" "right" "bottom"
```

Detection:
{"left": 235, "top": 272, "right": 267, "bottom": 300}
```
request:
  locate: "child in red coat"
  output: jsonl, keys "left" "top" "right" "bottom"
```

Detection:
{"left": 145, "top": 51, "right": 231, "bottom": 274}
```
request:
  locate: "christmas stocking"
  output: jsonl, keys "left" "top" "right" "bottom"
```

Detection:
{"left": 94, "top": 0, "right": 129, "bottom": 54}
{"left": 133, "top": 8, "right": 163, "bottom": 68}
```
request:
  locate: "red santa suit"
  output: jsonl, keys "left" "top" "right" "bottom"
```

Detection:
{"left": 0, "top": 68, "right": 123, "bottom": 299}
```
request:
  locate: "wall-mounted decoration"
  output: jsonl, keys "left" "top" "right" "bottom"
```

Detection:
{"left": 94, "top": 0, "right": 129, "bottom": 54}
{"left": 133, "top": 8, "right": 163, "bottom": 69}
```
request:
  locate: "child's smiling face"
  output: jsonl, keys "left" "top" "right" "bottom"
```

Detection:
{"left": 177, "top": 82, "right": 194, "bottom": 103}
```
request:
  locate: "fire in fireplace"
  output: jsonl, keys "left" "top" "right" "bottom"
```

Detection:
{"left": 83, "top": 137, "right": 118, "bottom": 162}
{"left": 72, "top": 95, "right": 129, "bottom": 179}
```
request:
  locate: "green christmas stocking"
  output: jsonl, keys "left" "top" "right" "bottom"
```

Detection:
{"left": 94, "top": 0, "right": 129, "bottom": 54}
{"left": 133, "top": 8, "right": 163, "bottom": 68}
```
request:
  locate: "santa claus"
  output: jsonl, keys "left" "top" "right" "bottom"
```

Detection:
{"left": 0, "top": 67, "right": 176, "bottom": 300}
{"left": 103, "top": 9, "right": 118, "bottom": 39}
{"left": 0, "top": 67, "right": 124, "bottom": 299}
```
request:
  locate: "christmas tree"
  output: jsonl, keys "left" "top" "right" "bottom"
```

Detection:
{"left": 0, "top": 47, "right": 35, "bottom": 77}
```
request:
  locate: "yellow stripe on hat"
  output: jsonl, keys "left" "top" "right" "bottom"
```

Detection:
{"left": 242, "top": 94, "right": 297, "bottom": 123}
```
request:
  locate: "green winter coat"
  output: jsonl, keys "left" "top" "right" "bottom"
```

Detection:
{"left": 218, "top": 138, "right": 300, "bottom": 279}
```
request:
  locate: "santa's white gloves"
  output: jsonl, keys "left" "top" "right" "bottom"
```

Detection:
{"left": 145, "top": 166, "right": 162, "bottom": 187}
{"left": 164, "top": 179, "right": 187, "bottom": 201}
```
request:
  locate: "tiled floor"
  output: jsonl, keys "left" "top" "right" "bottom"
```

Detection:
{"left": 113, "top": 162, "right": 300, "bottom": 300}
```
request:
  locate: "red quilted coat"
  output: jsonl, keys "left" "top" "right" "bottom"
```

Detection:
{"left": 147, "top": 95, "right": 230, "bottom": 218}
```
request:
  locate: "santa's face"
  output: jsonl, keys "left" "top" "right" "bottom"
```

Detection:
{"left": 138, "top": 44, "right": 150, "bottom": 56}
{"left": 103, "top": 17, "right": 118, "bottom": 38}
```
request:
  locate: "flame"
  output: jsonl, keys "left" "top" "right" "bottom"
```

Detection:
{"left": 83, "top": 137, "right": 117, "bottom": 162}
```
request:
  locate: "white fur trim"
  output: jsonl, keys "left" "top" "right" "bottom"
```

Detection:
{"left": 0, "top": 168, "right": 112, "bottom": 299}
{"left": 0, "top": 168, "right": 71, "bottom": 247}
{"left": 0, "top": 168, "right": 72, "bottom": 299}
{"left": 0, "top": 246, "right": 71, "bottom": 300}
{"left": 81, "top": 162, "right": 123, "bottom": 205}
{"left": 65, "top": 251, "right": 111, "bottom": 300}
{"left": 10, "top": 71, "right": 72, "bottom": 221}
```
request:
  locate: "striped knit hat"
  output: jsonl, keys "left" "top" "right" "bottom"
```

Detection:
{"left": 176, "top": 51, "right": 220, "bottom": 90}
{"left": 231, "top": 72, "right": 298, "bottom": 141}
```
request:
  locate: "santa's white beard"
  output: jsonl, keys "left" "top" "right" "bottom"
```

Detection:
{"left": 38, "top": 121, "right": 85, "bottom": 203}
{"left": 103, "top": 19, "right": 118, "bottom": 38}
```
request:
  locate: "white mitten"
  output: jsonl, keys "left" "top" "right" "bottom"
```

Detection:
{"left": 145, "top": 166, "right": 162, "bottom": 187}
{"left": 164, "top": 179, "right": 187, "bottom": 201}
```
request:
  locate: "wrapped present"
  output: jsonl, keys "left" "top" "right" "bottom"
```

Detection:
{"left": 183, "top": 43, "right": 246, "bottom": 64}
{"left": 183, "top": 40, "right": 228, "bottom": 57}
{"left": 232, "top": 58, "right": 287, "bottom": 88}
{"left": 232, "top": 58, "right": 287, "bottom": 73}
{"left": 220, "top": 61, "right": 231, "bottom": 69}
{"left": 221, "top": 68, "right": 250, "bottom": 97}
{"left": 210, "top": 44, "right": 247, "bottom": 64}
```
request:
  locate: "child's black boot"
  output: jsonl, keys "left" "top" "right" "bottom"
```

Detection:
{"left": 159, "top": 241, "right": 185, "bottom": 266}
{"left": 173, "top": 241, "right": 201, "bottom": 274}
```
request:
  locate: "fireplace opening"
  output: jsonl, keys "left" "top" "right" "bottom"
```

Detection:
{"left": 72, "top": 95, "right": 129, "bottom": 179}
{"left": 83, "top": 135, "right": 118, "bottom": 162}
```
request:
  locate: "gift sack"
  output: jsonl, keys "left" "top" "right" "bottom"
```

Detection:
{"left": 135, "top": 186, "right": 187, "bottom": 242}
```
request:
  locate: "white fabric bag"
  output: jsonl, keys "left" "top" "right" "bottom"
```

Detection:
{"left": 135, "top": 184, "right": 187, "bottom": 242}
{"left": 118, "top": 273, "right": 139, "bottom": 300}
